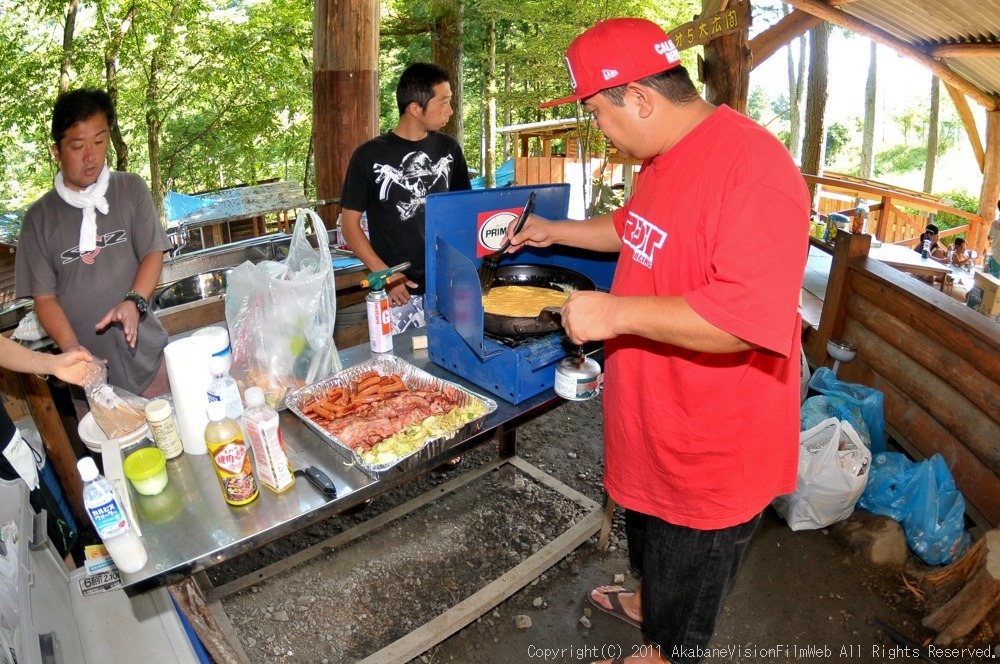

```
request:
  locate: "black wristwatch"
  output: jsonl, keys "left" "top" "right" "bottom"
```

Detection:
{"left": 124, "top": 290, "right": 149, "bottom": 316}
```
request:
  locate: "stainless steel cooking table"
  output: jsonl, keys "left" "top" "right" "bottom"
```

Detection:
{"left": 116, "top": 330, "right": 596, "bottom": 663}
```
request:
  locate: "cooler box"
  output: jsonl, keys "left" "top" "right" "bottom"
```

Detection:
{"left": 967, "top": 271, "right": 1000, "bottom": 317}
{"left": 0, "top": 477, "right": 203, "bottom": 663}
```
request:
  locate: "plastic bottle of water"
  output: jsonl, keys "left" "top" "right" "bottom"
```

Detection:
{"left": 77, "top": 457, "right": 148, "bottom": 573}
{"left": 207, "top": 355, "right": 244, "bottom": 421}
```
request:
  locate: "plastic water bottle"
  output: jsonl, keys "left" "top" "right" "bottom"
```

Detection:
{"left": 242, "top": 386, "right": 295, "bottom": 493}
{"left": 207, "top": 355, "right": 244, "bottom": 421}
{"left": 922, "top": 239, "right": 931, "bottom": 259}
{"left": 77, "top": 457, "right": 148, "bottom": 573}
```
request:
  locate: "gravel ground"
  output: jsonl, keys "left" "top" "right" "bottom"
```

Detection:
{"left": 210, "top": 395, "right": 989, "bottom": 664}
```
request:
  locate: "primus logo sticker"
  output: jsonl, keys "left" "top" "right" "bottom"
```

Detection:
{"left": 476, "top": 208, "right": 520, "bottom": 257}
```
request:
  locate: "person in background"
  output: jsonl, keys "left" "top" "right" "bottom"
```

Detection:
{"left": 340, "top": 63, "right": 471, "bottom": 470}
{"left": 15, "top": 88, "right": 172, "bottom": 402}
{"left": 508, "top": 18, "right": 809, "bottom": 664}
{"left": 0, "top": 337, "right": 92, "bottom": 562}
{"left": 988, "top": 200, "right": 1000, "bottom": 277}
{"left": 950, "top": 237, "right": 972, "bottom": 269}
{"left": 340, "top": 62, "right": 472, "bottom": 334}
{"left": 914, "top": 223, "right": 948, "bottom": 260}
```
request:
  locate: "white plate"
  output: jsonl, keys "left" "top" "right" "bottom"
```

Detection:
{"left": 77, "top": 412, "right": 150, "bottom": 453}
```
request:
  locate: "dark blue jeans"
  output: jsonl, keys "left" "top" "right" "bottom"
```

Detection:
{"left": 625, "top": 509, "right": 762, "bottom": 664}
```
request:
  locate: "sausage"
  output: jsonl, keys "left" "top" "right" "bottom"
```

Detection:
{"left": 378, "top": 382, "right": 408, "bottom": 395}
{"left": 312, "top": 401, "right": 339, "bottom": 420}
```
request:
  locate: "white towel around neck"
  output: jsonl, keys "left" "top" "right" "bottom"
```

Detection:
{"left": 54, "top": 165, "right": 110, "bottom": 253}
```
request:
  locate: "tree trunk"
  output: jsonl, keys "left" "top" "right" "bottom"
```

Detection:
{"left": 313, "top": 0, "right": 379, "bottom": 227}
{"left": 503, "top": 61, "right": 512, "bottom": 162}
{"left": 801, "top": 21, "right": 829, "bottom": 202}
{"left": 104, "top": 4, "right": 137, "bottom": 172}
{"left": 701, "top": 0, "right": 750, "bottom": 113}
{"left": 145, "top": 0, "right": 185, "bottom": 226}
{"left": 59, "top": 0, "right": 79, "bottom": 94}
{"left": 484, "top": 18, "right": 497, "bottom": 188}
{"left": 922, "top": 530, "right": 1000, "bottom": 646}
{"left": 860, "top": 41, "right": 877, "bottom": 179}
{"left": 784, "top": 4, "right": 806, "bottom": 161}
{"left": 431, "top": 0, "right": 464, "bottom": 144}
{"left": 924, "top": 75, "right": 940, "bottom": 194}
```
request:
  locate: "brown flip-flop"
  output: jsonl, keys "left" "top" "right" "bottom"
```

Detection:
{"left": 587, "top": 586, "right": 642, "bottom": 629}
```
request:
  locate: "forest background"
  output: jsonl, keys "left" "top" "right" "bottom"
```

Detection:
{"left": 0, "top": 0, "right": 985, "bottom": 227}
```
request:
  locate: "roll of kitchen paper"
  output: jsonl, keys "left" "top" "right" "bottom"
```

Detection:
{"left": 164, "top": 336, "right": 213, "bottom": 455}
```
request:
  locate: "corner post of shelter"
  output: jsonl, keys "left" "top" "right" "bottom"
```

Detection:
{"left": 810, "top": 232, "right": 871, "bottom": 367}
{"left": 18, "top": 373, "right": 87, "bottom": 525}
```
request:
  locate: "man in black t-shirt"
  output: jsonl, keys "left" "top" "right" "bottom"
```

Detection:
{"left": 340, "top": 62, "right": 471, "bottom": 332}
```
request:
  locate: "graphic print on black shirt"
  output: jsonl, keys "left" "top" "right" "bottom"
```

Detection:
{"left": 374, "top": 151, "right": 454, "bottom": 221}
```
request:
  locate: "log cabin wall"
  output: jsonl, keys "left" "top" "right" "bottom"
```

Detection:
{"left": 806, "top": 232, "right": 1000, "bottom": 529}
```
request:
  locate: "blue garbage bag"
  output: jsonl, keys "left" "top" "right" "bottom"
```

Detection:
{"left": 858, "top": 452, "right": 970, "bottom": 565}
{"left": 808, "top": 367, "right": 886, "bottom": 454}
{"left": 801, "top": 395, "right": 873, "bottom": 449}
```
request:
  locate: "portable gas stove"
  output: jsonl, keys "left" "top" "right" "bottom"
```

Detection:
{"left": 424, "top": 184, "right": 615, "bottom": 403}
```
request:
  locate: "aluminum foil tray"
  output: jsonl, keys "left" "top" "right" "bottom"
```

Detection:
{"left": 285, "top": 355, "right": 497, "bottom": 478}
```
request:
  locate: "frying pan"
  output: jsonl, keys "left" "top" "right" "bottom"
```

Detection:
{"left": 483, "top": 264, "right": 595, "bottom": 338}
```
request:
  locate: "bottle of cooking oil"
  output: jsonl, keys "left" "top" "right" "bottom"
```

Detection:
{"left": 205, "top": 401, "right": 258, "bottom": 506}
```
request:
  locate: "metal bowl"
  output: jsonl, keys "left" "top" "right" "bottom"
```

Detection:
{"left": 154, "top": 268, "right": 232, "bottom": 309}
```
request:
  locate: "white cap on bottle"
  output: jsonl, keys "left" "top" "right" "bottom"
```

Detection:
{"left": 206, "top": 400, "right": 227, "bottom": 422}
{"left": 77, "top": 456, "right": 99, "bottom": 482}
{"left": 209, "top": 355, "right": 228, "bottom": 376}
{"left": 244, "top": 386, "right": 265, "bottom": 408}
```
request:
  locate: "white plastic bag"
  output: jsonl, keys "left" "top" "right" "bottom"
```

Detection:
{"left": 225, "top": 209, "right": 341, "bottom": 406}
{"left": 772, "top": 417, "right": 871, "bottom": 530}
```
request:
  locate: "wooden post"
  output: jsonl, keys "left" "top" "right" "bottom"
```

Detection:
{"left": 313, "top": 0, "right": 379, "bottom": 229}
{"left": 811, "top": 232, "right": 871, "bottom": 366}
{"left": 976, "top": 111, "right": 1000, "bottom": 257}
{"left": 700, "top": 0, "right": 751, "bottom": 114}
{"left": 19, "top": 374, "right": 87, "bottom": 525}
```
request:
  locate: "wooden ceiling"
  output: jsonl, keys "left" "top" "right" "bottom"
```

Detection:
{"left": 752, "top": 0, "right": 1000, "bottom": 172}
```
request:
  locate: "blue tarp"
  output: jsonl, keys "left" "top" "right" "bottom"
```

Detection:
{"left": 471, "top": 158, "right": 515, "bottom": 190}
{"left": 164, "top": 191, "right": 218, "bottom": 223}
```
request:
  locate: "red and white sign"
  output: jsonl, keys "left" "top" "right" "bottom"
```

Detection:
{"left": 476, "top": 207, "right": 522, "bottom": 257}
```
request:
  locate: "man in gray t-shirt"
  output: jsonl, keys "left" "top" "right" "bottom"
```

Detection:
{"left": 15, "top": 89, "right": 171, "bottom": 397}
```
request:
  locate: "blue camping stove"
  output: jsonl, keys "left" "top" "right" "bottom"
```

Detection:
{"left": 423, "top": 185, "right": 615, "bottom": 404}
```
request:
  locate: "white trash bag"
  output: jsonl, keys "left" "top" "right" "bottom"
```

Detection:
{"left": 772, "top": 417, "right": 871, "bottom": 530}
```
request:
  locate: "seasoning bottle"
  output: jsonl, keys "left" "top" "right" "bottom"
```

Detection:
{"left": 144, "top": 398, "right": 184, "bottom": 460}
{"left": 242, "top": 386, "right": 295, "bottom": 493}
{"left": 77, "top": 457, "right": 148, "bottom": 573}
{"left": 205, "top": 401, "right": 258, "bottom": 506}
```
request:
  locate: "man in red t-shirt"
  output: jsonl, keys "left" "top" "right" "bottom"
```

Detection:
{"left": 509, "top": 18, "right": 810, "bottom": 664}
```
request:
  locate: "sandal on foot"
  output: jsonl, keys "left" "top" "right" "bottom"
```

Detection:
{"left": 436, "top": 456, "right": 463, "bottom": 472}
{"left": 587, "top": 586, "right": 642, "bottom": 629}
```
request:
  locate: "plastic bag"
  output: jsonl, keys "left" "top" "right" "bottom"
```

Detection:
{"left": 772, "top": 417, "right": 871, "bottom": 530}
{"left": 808, "top": 367, "right": 886, "bottom": 454}
{"left": 226, "top": 209, "right": 341, "bottom": 405}
{"left": 800, "top": 395, "right": 872, "bottom": 449}
{"left": 858, "top": 452, "right": 970, "bottom": 565}
{"left": 82, "top": 360, "right": 148, "bottom": 439}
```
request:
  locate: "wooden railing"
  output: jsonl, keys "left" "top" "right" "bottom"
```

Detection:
{"left": 802, "top": 173, "right": 989, "bottom": 259}
{"left": 806, "top": 231, "right": 1000, "bottom": 530}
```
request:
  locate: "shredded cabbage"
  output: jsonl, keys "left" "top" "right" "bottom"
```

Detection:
{"left": 360, "top": 401, "right": 488, "bottom": 465}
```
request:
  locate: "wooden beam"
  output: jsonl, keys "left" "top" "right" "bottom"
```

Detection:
{"left": 930, "top": 42, "right": 1000, "bottom": 59}
{"left": 943, "top": 82, "right": 986, "bottom": 171}
{"left": 977, "top": 111, "right": 1000, "bottom": 254}
{"left": 784, "top": 0, "right": 1000, "bottom": 111}
{"left": 749, "top": 9, "right": 821, "bottom": 69}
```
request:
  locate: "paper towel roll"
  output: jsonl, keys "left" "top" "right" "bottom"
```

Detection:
{"left": 164, "top": 337, "right": 212, "bottom": 455}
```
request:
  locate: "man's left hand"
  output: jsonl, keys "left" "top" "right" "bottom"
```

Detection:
{"left": 96, "top": 301, "right": 140, "bottom": 348}
{"left": 561, "top": 291, "right": 618, "bottom": 345}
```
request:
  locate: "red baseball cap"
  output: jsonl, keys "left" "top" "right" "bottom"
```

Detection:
{"left": 541, "top": 18, "right": 682, "bottom": 109}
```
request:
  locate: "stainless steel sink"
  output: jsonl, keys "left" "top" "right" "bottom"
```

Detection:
{"left": 154, "top": 268, "right": 232, "bottom": 310}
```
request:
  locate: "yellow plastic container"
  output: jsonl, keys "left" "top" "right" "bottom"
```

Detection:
{"left": 123, "top": 447, "right": 169, "bottom": 496}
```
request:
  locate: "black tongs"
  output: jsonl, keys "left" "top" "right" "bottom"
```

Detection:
{"left": 478, "top": 191, "right": 536, "bottom": 296}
